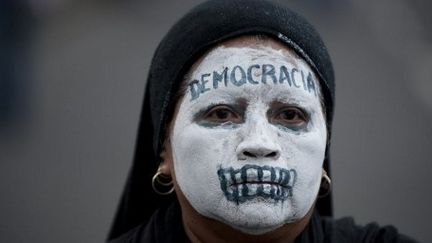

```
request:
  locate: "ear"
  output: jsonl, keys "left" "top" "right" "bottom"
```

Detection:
{"left": 159, "top": 139, "right": 174, "bottom": 176}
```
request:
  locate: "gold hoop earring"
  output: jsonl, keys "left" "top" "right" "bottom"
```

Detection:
{"left": 152, "top": 169, "right": 174, "bottom": 195}
{"left": 318, "top": 169, "right": 332, "bottom": 198}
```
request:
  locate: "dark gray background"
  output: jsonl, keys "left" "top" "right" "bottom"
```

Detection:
{"left": 1, "top": 0, "right": 431, "bottom": 242}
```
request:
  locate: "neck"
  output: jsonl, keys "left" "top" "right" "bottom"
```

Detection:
{"left": 179, "top": 197, "right": 314, "bottom": 243}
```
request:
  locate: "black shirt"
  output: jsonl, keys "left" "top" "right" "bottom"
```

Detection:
{"left": 108, "top": 202, "right": 418, "bottom": 243}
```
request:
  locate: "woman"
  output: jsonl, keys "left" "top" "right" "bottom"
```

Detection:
{"left": 108, "top": 0, "right": 417, "bottom": 242}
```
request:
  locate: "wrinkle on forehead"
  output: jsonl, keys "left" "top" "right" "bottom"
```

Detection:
{"left": 195, "top": 45, "right": 299, "bottom": 72}
{"left": 187, "top": 35, "right": 304, "bottom": 77}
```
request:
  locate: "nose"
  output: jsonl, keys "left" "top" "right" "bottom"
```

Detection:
{"left": 236, "top": 120, "right": 281, "bottom": 160}
{"left": 239, "top": 147, "right": 280, "bottom": 160}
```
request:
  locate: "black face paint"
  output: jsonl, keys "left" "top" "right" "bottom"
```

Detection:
{"left": 267, "top": 105, "right": 311, "bottom": 133}
{"left": 306, "top": 72, "right": 317, "bottom": 96}
{"left": 230, "top": 65, "right": 247, "bottom": 86}
{"left": 213, "top": 67, "right": 228, "bottom": 89}
{"left": 290, "top": 68, "right": 301, "bottom": 88}
{"left": 247, "top": 64, "right": 260, "bottom": 84}
{"left": 188, "top": 64, "right": 318, "bottom": 101}
{"left": 217, "top": 164, "right": 297, "bottom": 204}
{"left": 279, "top": 66, "right": 292, "bottom": 85}
{"left": 193, "top": 102, "right": 246, "bottom": 128}
{"left": 261, "top": 64, "right": 277, "bottom": 84}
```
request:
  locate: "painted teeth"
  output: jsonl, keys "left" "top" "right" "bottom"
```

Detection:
{"left": 217, "top": 164, "right": 297, "bottom": 203}
{"left": 246, "top": 168, "right": 255, "bottom": 178}
{"left": 262, "top": 169, "right": 270, "bottom": 181}
{"left": 235, "top": 172, "right": 241, "bottom": 183}
{"left": 248, "top": 184, "right": 258, "bottom": 196}
{"left": 263, "top": 184, "right": 271, "bottom": 194}
{"left": 274, "top": 169, "right": 280, "bottom": 182}
{"left": 226, "top": 165, "right": 293, "bottom": 186}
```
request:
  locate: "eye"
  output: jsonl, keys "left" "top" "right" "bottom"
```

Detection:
{"left": 202, "top": 105, "right": 242, "bottom": 124}
{"left": 271, "top": 107, "right": 308, "bottom": 127}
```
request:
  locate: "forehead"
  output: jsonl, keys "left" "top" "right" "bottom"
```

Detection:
{"left": 184, "top": 36, "right": 321, "bottom": 105}
{"left": 190, "top": 35, "right": 304, "bottom": 71}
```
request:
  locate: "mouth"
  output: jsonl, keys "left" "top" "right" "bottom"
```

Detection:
{"left": 232, "top": 181, "right": 282, "bottom": 186}
{"left": 217, "top": 164, "right": 297, "bottom": 204}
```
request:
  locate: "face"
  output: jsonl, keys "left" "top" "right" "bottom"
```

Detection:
{"left": 167, "top": 37, "right": 327, "bottom": 235}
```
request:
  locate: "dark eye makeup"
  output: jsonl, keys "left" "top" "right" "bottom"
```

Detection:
{"left": 193, "top": 101, "right": 310, "bottom": 131}
{"left": 268, "top": 106, "right": 309, "bottom": 130}
{"left": 194, "top": 104, "right": 244, "bottom": 128}
{"left": 203, "top": 105, "right": 243, "bottom": 123}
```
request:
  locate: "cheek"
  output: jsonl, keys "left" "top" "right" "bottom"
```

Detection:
{"left": 293, "top": 135, "right": 326, "bottom": 185}
{"left": 279, "top": 128, "right": 326, "bottom": 162}
{"left": 172, "top": 123, "right": 237, "bottom": 162}
{"left": 295, "top": 114, "right": 327, "bottom": 162}
{"left": 279, "top": 123, "right": 327, "bottom": 183}
{"left": 170, "top": 122, "right": 240, "bottom": 197}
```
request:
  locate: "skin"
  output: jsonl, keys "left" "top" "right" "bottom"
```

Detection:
{"left": 159, "top": 36, "right": 327, "bottom": 243}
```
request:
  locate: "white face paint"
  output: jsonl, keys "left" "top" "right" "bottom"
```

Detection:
{"left": 170, "top": 43, "right": 327, "bottom": 235}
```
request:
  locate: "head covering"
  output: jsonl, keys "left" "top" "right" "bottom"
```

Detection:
{"left": 108, "top": 0, "right": 335, "bottom": 240}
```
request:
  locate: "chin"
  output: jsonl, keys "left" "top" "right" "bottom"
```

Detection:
{"left": 209, "top": 198, "right": 303, "bottom": 235}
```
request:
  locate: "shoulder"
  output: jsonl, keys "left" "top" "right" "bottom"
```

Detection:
{"left": 107, "top": 225, "right": 147, "bottom": 243}
{"left": 107, "top": 209, "right": 165, "bottom": 243}
{"left": 321, "top": 216, "right": 418, "bottom": 243}
{"left": 106, "top": 223, "right": 151, "bottom": 243}
{"left": 107, "top": 202, "right": 185, "bottom": 243}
